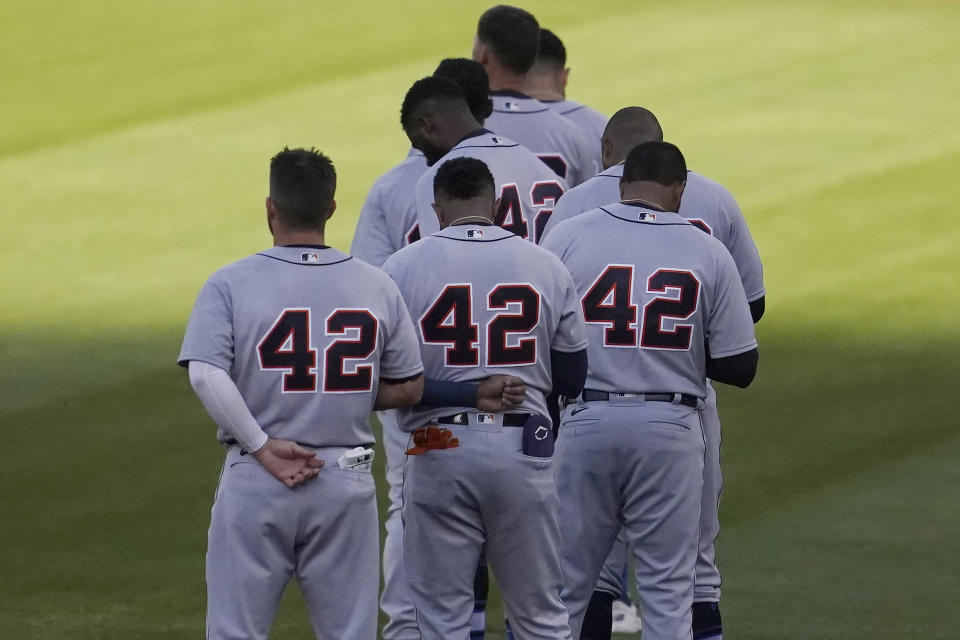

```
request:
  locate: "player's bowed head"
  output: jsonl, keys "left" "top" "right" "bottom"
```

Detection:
{"left": 430, "top": 157, "right": 500, "bottom": 230}
{"left": 266, "top": 147, "right": 337, "bottom": 247}
{"left": 619, "top": 141, "right": 687, "bottom": 214}
{"left": 602, "top": 106, "right": 664, "bottom": 171}
{"left": 400, "top": 76, "right": 484, "bottom": 166}
{"left": 433, "top": 58, "right": 494, "bottom": 124}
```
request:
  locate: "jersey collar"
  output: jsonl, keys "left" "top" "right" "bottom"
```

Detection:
{"left": 455, "top": 128, "right": 493, "bottom": 146}
{"left": 434, "top": 224, "right": 516, "bottom": 242}
{"left": 257, "top": 245, "right": 351, "bottom": 266}
{"left": 599, "top": 202, "right": 686, "bottom": 225}
{"left": 489, "top": 89, "right": 531, "bottom": 99}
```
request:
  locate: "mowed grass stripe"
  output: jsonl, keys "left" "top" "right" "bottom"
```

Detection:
{"left": 755, "top": 148, "right": 960, "bottom": 329}
{"left": 0, "top": 0, "right": 652, "bottom": 157}
{"left": 3, "top": 0, "right": 957, "bottom": 328}
{"left": 721, "top": 432, "right": 960, "bottom": 639}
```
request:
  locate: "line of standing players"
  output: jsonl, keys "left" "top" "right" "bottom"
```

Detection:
{"left": 180, "top": 5, "right": 764, "bottom": 640}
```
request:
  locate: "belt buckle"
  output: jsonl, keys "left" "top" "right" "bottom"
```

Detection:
{"left": 613, "top": 392, "right": 640, "bottom": 399}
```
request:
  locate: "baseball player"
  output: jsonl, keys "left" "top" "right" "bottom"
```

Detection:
{"left": 382, "top": 157, "right": 589, "bottom": 640}
{"left": 541, "top": 141, "right": 759, "bottom": 640}
{"left": 472, "top": 5, "right": 599, "bottom": 186}
{"left": 524, "top": 28, "right": 607, "bottom": 170}
{"left": 401, "top": 75, "right": 567, "bottom": 242}
{"left": 350, "top": 60, "right": 494, "bottom": 268}
{"left": 178, "top": 148, "right": 426, "bottom": 640}
{"left": 359, "top": 59, "right": 499, "bottom": 640}
{"left": 542, "top": 107, "right": 765, "bottom": 640}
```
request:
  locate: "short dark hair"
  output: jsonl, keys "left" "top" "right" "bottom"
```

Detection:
{"left": 477, "top": 5, "right": 540, "bottom": 74}
{"left": 434, "top": 58, "right": 493, "bottom": 122}
{"left": 433, "top": 157, "right": 495, "bottom": 202}
{"left": 604, "top": 107, "right": 663, "bottom": 145}
{"left": 537, "top": 28, "right": 566, "bottom": 67}
{"left": 400, "top": 76, "right": 466, "bottom": 129}
{"left": 269, "top": 147, "right": 336, "bottom": 229}
{"left": 622, "top": 142, "right": 687, "bottom": 186}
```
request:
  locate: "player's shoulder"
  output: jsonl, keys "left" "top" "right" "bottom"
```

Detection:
{"left": 555, "top": 169, "right": 618, "bottom": 206}
{"left": 686, "top": 171, "right": 738, "bottom": 206}
{"left": 371, "top": 152, "right": 424, "bottom": 191}
{"left": 204, "top": 251, "right": 269, "bottom": 284}
{"left": 544, "top": 207, "right": 609, "bottom": 245}
{"left": 381, "top": 234, "right": 437, "bottom": 274}
{"left": 386, "top": 151, "right": 429, "bottom": 180}
{"left": 552, "top": 99, "right": 606, "bottom": 121}
{"left": 574, "top": 168, "right": 620, "bottom": 193}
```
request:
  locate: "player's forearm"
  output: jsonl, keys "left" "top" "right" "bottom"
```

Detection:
{"left": 375, "top": 375, "right": 424, "bottom": 410}
{"left": 188, "top": 361, "right": 268, "bottom": 452}
{"left": 749, "top": 296, "right": 765, "bottom": 324}
{"left": 550, "top": 348, "right": 588, "bottom": 398}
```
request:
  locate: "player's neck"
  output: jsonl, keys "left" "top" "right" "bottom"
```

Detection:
{"left": 486, "top": 66, "right": 528, "bottom": 93}
{"left": 272, "top": 230, "right": 327, "bottom": 247}
{"left": 523, "top": 76, "right": 564, "bottom": 102}
{"left": 448, "top": 117, "right": 486, "bottom": 148}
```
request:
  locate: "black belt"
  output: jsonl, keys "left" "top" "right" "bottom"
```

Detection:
{"left": 436, "top": 412, "right": 529, "bottom": 426}
{"left": 580, "top": 389, "right": 699, "bottom": 408}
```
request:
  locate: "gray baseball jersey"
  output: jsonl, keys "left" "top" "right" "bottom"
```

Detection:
{"left": 543, "top": 164, "right": 766, "bottom": 301}
{"left": 178, "top": 245, "right": 424, "bottom": 446}
{"left": 414, "top": 130, "right": 568, "bottom": 243}
{"left": 383, "top": 222, "right": 587, "bottom": 640}
{"left": 543, "top": 99, "right": 606, "bottom": 170}
{"left": 382, "top": 223, "right": 587, "bottom": 430}
{"left": 542, "top": 203, "right": 756, "bottom": 398}
{"left": 350, "top": 150, "right": 428, "bottom": 267}
{"left": 485, "top": 91, "right": 600, "bottom": 187}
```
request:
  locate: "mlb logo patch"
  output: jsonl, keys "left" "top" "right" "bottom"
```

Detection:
{"left": 466, "top": 228, "right": 484, "bottom": 239}
{"left": 637, "top": 212, "right": 657, "bottom": 222}
{"left": 300, "top": 252, "right": 320, "bottom": 264}
{"left": 477, "top": 413, "right": 495, "bottom": 424}
{"left": 503, "top": 101, "right": 521, "bottom": 111}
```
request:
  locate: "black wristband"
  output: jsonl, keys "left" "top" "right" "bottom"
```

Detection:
{"left": 420, "top": 378, "right": 479, "bottom": 407}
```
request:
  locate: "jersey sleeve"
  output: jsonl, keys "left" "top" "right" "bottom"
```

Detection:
{"left": 378, "top": 277, "right": 424, "bottom": 380}
{"left": 177, "top": 276, "right": 234, "bottom": 371}
{"left": 549, "top": 259, "right": 589, "bottom": 353}
{"left": 539, "top": 218, "right": 574, "bottom": 261}
{"left": 540, "top": 189, "right": 584, "bottom": 242}
{"left": 705, "top": 245, "right": 758, "bottom": 358}
{"left": 350, "top": 179, "right": 397, "bottom": 267}
{"left": 719, "top": 191, "right": 766, "bottom": 301}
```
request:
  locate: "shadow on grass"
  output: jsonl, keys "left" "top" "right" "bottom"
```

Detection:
{"left": 0, "top": 329, "right": 955, "bottom": 638}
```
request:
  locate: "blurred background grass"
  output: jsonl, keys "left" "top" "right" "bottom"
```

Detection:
{"left": 1, "top": 1, "right": 958, "bottom": 638}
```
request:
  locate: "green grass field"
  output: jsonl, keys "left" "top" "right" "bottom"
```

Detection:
{"left": 1, "top": 1, "right": 958, "bottom": 638}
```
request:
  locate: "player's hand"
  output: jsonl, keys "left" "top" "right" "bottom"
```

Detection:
{"left": 476, "top": 375, "right": 527, "bottom": 411}
{"left": 251, "top": 438, "right": 324, "bottom": 488}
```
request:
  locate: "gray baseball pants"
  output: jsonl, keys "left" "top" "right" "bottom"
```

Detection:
{"left": 594, "top": 383, "right": 723, "bottom": 604}
{"left": 401, "top": 414, "right": 571, "bottom": 640}
{"left": 206, "top": 445, "right": 379, "bottom": 640}
{"left": 556, "top": 397, "right": 705, "bottom": 640}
